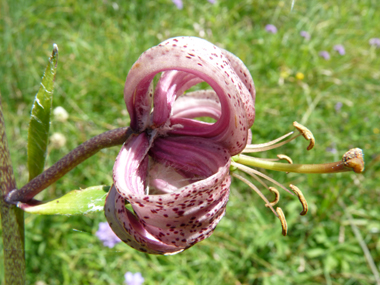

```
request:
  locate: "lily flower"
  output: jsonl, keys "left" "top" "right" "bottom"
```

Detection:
{"left": 105, "top": 36, "right": 364, "bottom": 255}
{"left": 105, "top": 36, "right": 255, "bottom": 254}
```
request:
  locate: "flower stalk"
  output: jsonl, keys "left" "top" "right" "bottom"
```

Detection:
{"left": 6, "top": 127, "right": 133, "bottom": 204}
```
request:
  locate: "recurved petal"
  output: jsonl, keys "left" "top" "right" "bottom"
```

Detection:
{"left": 149, "top": 136, "right": 230, "bottom": 178}
{"left": 172, "top": 90, "right": 221, "bottom": 120}
{"left": 112, "top": 134, "right": 231, "bottom": 253}
{"left": 222, "top": 49, "right": 256, "bottom": 126}
{"left": 126, "top": 136, "right": 231, "bottom": 249}
{"left": 152, "top": 71, "right": 203, "bottom": 127}
{"left": 113, "top": 132, "right": 150, "bottom": 196}
{"left": 124, "top": 36, "right": 253, "bottom": 155}
{"left": 105, "top": 185, "right": 184, "bottom": 254}
{"left": 139, "top": 178, "right": 230, "bottom": 250}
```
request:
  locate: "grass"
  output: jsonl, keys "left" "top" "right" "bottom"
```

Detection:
{"left": 1, "top": 0, "right": 379, "bottom": 284}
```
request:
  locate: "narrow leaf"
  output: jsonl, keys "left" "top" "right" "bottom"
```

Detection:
{"left": 21, "top": 185, "right": 109, "bottom": 215}
{"left": 28, "top": 44, "right": 59, "bottom": 181}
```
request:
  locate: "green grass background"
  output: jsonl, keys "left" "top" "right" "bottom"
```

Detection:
{"left": 1, "top": 0, "right": 379, "bottom": 284}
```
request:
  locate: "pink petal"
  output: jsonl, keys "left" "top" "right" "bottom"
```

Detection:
{"left": 124, "top": 36, "right": 255, "bottom": 155}
{"left": 152, "top": 71, "right": 203, "bottom": 127}
{"left": 148, "top": 161, "right": 192, "bottom": 194}
{"left": 222, "top": 49, "right": 256, "bottom": 126}
{"left": 172, "top": 90, "right": 221, "bottom": 120}
{"left": 137, "top": 174, "right": 230, "bottom": 248}
{"left": 149, "top": 136, "right": 229, "bottom": 178}
{"left": 113, "top": 133, "right": 150, "bottom": 196}
{"left": 112, "top": 134, "right": 231, "bottom": 253}
{"left": 105, "top": 185, "right": 184, "bottom": 254}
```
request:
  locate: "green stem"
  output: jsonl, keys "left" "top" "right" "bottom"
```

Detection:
{"left": 0, "top": 99, "right": 26, "bottom": 284}
{"left": 234, "top": 154, "right": 351, "bottom": 174}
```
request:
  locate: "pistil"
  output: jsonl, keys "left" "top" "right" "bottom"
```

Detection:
{"left": 233, "top": 148, "right": 364, "bottom": 174}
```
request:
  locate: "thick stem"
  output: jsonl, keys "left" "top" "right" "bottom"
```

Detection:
{"left": 234, "top": 154, "right": 351, "bottom": 174}
{"left": 0, "top": 99, "right": 26, "bottom": 284}
{"left": 6, "top": 127, "right": 133, "bottom": 203}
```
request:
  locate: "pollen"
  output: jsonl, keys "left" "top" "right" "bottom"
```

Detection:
{"left": 293, "top": 121, "right": 315, "bottom": 150}
{"left": 276, "top": 207, "right": 287, "bottom": 236}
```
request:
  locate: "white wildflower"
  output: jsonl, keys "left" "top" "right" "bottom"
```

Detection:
{"left": 53, "top": 106, "right": 69, "bottom": 122}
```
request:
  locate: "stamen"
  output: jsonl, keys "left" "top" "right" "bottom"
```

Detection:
{"left": 265, "top": 187, "right": 280, "bottom": 207}
{"left": 231, "top": 161, "right": 294, "bottom": 195}
{"left": 242, "top": 132, "right": 301, "bottom": 153}
{"left": 230, "top": 119, "right": 364, "bottom": 238}
{"left": 243, "top": 131, "right": 294, "bottom": 150}
{"left": 247, "top": 172, "right": 269, "bottom": 189}
{"left": 343, "top": 148, "right": 365, "bottom": 173}
{"left": 289, "top": 184, "right": 308, "bottom": 215}
{"left": 231, "top": 172, "right": 278, "bottom": 216}
{"left": 277, "top": 154, "right": 293, "bottom": 164}
{"left": 276, "top": 207, "right": 287, "bottom": 236}
{"left": 293, "top": 121, "right": 315, "bottom": 150}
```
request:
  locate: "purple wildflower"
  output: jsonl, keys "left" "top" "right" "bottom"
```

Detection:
{"left": 208, "top": 0, "right": 216, "bottom": 3}
{"left": 335, "top": 102, "right": 343, "bottom": 112}
{"left": 125, "top": 272, "right": 144, "bottom": 285}
{"left": 333, "top": 45, "right": 345, "bottom": 55}
{"left": 172, "top": 0, "right": 183, "bottom": 9}
{"left": 300, "top": 31, "right": 310, "bottom": 40}
{"left": 95, "top": 222, "right": 121, "bottom": 248}
{"left": 369, "top": 38, "right": 380, "bottom": 48}
{"left": 319, "top": 51, "right": 330, "bottom": 60}
{"left": 265, "top": 24, "right": 277, "bottom": 34}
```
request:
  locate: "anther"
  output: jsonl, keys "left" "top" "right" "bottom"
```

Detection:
{"left": 289, "top": 184, "right": 308, "bottom": 215}
{"left": 277, "top": 155, "right": 292, "bottom": 175}
{"left": 276, "top": 207, "right": 287, "bottom": 236}
{"left": 277, "top": 154, "right": 293, "bottom": 164}
{"left": 265, "top": 187, "right": 280, "bottom": 207}
{"left": 293, "top": 121, "right": 315, "bottom": 150}
{"left": 342, "top": 148, "right": 364, "bottom": 173}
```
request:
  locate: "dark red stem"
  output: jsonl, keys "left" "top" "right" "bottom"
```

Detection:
{"left": 6, "top": 127, "right": 133, "bottom": 204}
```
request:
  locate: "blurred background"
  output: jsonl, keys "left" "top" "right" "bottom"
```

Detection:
{"left": 1, "top": 0, "right": 379, "bottom": 284}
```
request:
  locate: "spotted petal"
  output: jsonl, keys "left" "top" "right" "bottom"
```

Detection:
{"left": 105, "top": 185, "right": 183, "bottom": 254}
{"left": 109, "top": 133, "right": 231, "bottom": 254}
{"left": 124, "top": 36, "right": 255, "bottom": 155}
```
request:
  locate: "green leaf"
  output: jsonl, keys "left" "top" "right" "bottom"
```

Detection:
{"left": 27, "top": 44, "right": 59, "bottom": 181}
{"left": 23, "top": 185, "right": 109, "bottom": 215}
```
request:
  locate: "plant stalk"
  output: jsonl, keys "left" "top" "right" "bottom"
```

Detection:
{"left": 0, "top": 99, "right": 26, "bottom": 284}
